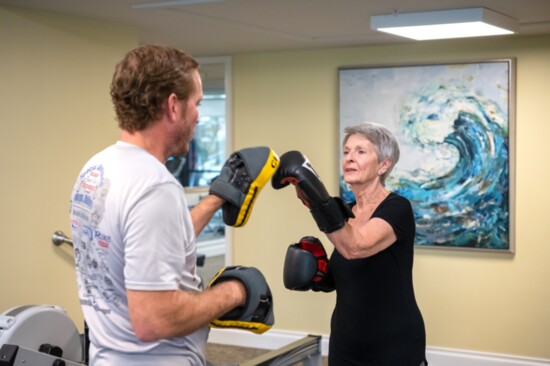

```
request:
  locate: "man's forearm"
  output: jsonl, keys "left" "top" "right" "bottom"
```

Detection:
{"left": 190, "top": 194, "right": 224, "bottom": 237}
{"left": 128, "top": 280, "right": 245, "bottom": 341}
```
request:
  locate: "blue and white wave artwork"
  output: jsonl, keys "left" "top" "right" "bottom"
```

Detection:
{"left": 340, "top": 65, "right": 511, "bottom": 250}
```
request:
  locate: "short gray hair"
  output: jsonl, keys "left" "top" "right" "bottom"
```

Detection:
{"left": 343, "top": 122, "right": 400, "bottom": 185}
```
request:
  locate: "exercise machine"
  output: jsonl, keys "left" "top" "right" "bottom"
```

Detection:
{"left": 0, "top": 303, "right": 322, "bottom": 366}
{"left": 0, "top": 304, "right": 85, "bottom": 365}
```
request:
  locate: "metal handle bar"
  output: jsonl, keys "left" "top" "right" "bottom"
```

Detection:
{"left": 52, "top": 230, "right": 73, "bottom": 247}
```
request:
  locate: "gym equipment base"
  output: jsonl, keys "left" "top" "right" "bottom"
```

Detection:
{"left": 0, "top": 304, "right": 322, "bottom": 366}
{"left": 240, "top": 334, "right": 323, "bottom": 366}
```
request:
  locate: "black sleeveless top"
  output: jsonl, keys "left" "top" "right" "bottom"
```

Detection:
{"left": 327, "top": 193, "right": 427, "bottom": 365}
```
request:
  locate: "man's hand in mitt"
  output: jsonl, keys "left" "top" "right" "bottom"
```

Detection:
{"left": 209, "top": 147, "right": 279, "bottom": 227}
{"left": 208, "top": 266, "right": 274, "bottom": 334}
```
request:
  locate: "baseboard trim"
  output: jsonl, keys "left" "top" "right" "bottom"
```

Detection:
{"left": 208, "top": 329, "right": 550, "bottom": 365}
{"left": 426, "top": 346, "right": 550, "bottom": 366}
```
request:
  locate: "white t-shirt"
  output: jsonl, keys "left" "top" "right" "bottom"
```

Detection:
{"left": 70, "top": 141, "right": 208, "bottom": 366}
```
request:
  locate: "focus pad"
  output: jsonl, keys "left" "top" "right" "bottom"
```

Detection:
{"left": 210, "top": 147, "right": 280, "bottom": 227}
{"left": 208, "top": 266, "right": 274, "bottom": 334}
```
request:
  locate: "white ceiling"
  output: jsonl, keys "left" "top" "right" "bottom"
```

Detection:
{"left": 3, "top": 0, "right": 550, "bottom": 91}
{"left": 2, "top": 0, "right": 550, "bottom": 57}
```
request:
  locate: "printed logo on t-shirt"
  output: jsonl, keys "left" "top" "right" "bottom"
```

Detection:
{"left": 70, "top": 164, "right": 119, "bottom": 313}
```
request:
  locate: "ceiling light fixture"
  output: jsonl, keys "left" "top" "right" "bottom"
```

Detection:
{"left": 371, "top": 7, "right": 519, "bottom": 40}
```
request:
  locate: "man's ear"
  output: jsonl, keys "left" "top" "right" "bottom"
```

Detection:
{"left": 166, "top": 93, "right": 179, "bottom": 120}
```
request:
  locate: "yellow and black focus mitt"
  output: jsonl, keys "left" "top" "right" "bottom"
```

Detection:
{"left": 209, "top": 147, "right": 279, "bottom": 227}
{"left": 208, "top": 266, "right": 274, "bottom": 334}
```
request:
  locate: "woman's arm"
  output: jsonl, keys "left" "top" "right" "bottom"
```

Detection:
{"left": 327, "top": 216, "right": 397, "bottom": 259}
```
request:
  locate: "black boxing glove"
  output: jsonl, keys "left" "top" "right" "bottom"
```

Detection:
{"left": 283, "top": 236, "right": 334, "bottom": 292}
{"left": 271, "top": 150, "right": 353, "bottom": 233}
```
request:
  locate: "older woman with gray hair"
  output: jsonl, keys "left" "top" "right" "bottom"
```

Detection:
{"left": 274, "top": 122, "right": 427, "bottom": 365}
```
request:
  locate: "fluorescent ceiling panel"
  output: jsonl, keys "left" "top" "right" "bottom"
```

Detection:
{"left": 371, "top": 8, "right": 519, "bottom": 40}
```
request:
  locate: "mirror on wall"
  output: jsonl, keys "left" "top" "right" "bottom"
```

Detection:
{"left": 165, "top": 57, "right": 232, "bottom": 279}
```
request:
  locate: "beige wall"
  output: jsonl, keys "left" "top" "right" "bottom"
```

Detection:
{"left": 231, "top": 37, "right": 550, "bottom": 359}
{"left": 0, "top": 6, "right": 137, "bottom": 329}
{"left": 1, "top": 5, "right": 549, "bottom": 361}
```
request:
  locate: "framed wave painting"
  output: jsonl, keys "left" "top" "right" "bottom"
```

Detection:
{"left": 339, "top": 60, "right": 515, "bottom": 252}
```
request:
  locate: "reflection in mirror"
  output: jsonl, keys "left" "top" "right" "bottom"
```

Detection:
{"left": 165, "top": 58, "right": 231, "bottom": 283}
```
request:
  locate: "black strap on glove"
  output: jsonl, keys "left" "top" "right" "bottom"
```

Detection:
{"left": 208, "top": 266, "right": 274, "bottom": 334}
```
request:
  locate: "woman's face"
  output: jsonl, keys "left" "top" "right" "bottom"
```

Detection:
{"left": 342, "top": 133, "right": 382, "bottom": 185}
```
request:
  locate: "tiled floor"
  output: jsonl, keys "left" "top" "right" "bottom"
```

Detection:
{"left": 206, "top": 342, "right": 328, "bottom": 366}
{"left": 206, "top": 343, "right": 269, "bottom": 365}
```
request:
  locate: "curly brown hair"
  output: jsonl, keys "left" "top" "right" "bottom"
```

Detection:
{"left": 110, "top": 45, "right": 199, "bottom": 132}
